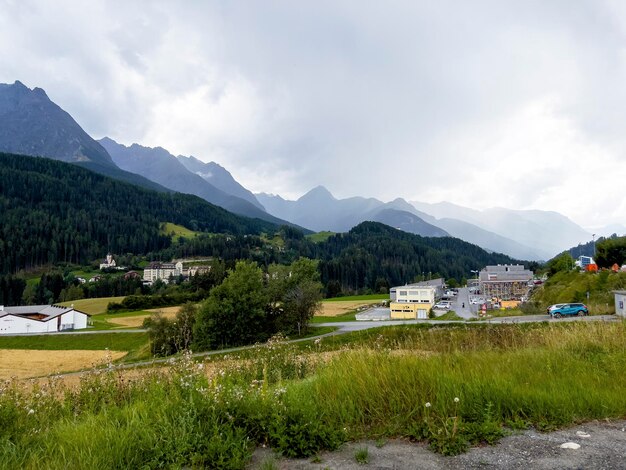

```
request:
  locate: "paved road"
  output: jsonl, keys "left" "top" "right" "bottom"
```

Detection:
{"left": 2, "top": 329, "right": 147, "bottom": 336}
{"left": 451, "top": 287, "right": 473, "bottom": 319}
{"left": 318, "top": 314, "right": 618, "bottom": 331}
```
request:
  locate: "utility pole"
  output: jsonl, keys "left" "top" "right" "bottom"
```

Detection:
{"left": 592, "top": 234, "right": 596, "bottom": 261}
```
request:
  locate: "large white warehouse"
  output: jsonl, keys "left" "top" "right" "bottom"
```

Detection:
{"left": 0, "top": 305, "right": 90, "bottom": 334}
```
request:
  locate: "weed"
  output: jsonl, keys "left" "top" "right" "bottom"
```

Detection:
{"left": 354, "top": 446, "right": 369, "bottom": 464}
{"left": 259, "top": 456, "right": 279, "bottom": 470}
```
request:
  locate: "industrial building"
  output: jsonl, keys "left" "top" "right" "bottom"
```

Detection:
{"left": 478, "top": 264, "right": 533, "bottom": 301}
{"left": 389, "top": 280, "right": 440, "bottom": 319}
{"left": 0, "top": 305, "right": 90, "bottom": 334}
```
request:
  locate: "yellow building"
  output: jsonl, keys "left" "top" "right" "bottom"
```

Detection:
{"left": 390, "top": 285, "right": 435, "bottom": 319}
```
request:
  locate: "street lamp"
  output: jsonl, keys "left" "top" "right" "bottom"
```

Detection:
{"left": 592, "top": 233, "right": 596, "bottom": 261}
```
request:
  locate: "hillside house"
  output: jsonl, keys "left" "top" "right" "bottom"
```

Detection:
{"left": 99, "top": 253, "right": 117, "bottom": 270}
{"left": 143, "top": 261, "right": 184, "bottom": 285}
{"left": 0, "top": 305, "right": 90, "bottom": 334}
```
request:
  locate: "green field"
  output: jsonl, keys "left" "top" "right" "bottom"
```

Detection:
{"left": 58, "top": 296, "right": 125, "bottom": 315}
{"left": 310, "top": 312, "right": 357, "bottom": 323}
{"left": 306, "top": 231, "right": 336, "bottom": 243}
{"left": 87, "top": 310, "right": 157, "bottom": 330}
{"left": 432, "top": 310, "right": 464, "bottom": 321}
{"left": 160, "top": 222, "right": 202, "bottom": 242}
{"left": 0, "top": 332, "right": 148, "bottom": 353}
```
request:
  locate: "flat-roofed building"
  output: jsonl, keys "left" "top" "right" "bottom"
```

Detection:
{"left": 389, "top": 285, "right": 435, "bottom": 319}
{"left": 479, "top": 264, "right": 533, "bottom": 301}
{"left": 143, "top": 261, "right": 183, "bottom": 284}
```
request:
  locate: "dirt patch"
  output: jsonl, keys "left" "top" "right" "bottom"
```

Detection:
{"left": 318, "top": 300, "right": 382, "bottom": 317}
{"left": 110, "top": 310, "right": 178, "bottom": 328}
{"left": 0, "top": 349, "right": 126, "bottom": 379}
{"left": 249, "top": 420, "right": 626, "bottom": 469}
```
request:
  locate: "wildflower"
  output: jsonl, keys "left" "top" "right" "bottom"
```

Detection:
{"left": 27, "top": 409, "right": 34, "bottom": 415}
{"left": 425, "top": 402, "right": 431, "bottom": 408}
{"left": 454, "top": 397, "right": 460, "bottom": 403}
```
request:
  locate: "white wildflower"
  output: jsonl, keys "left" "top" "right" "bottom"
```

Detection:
{"left": 425, "top": 402, "right": 431, "bottom": 408}
{"left": 454, "top": 397, "right": 460, "bottom": 403}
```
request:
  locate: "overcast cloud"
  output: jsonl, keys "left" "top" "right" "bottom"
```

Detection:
{"left": 1, "top": 0, "right": 625, "bottom": 229}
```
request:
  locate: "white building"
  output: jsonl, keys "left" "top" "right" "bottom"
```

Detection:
{"left": 99, "top": 253, "right": 117, "bottom": 270}
{"left": 0, "top": 305, "right": 90, "bottom": 334}
{"left": 614, "top": 291, "right": 626, "bottom": 317}
{"left": 143, "top": 261, "right": 184, "bottom": 285}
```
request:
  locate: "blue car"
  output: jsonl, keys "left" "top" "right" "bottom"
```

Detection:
{"left": 547, "top": 303, "right": 589, "bottom": 318}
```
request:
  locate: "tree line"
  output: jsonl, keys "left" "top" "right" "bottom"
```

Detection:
{"left": 0, "top": 152, "right": 277, "bottom": 274}
{"left": 144, "top": 258, "right": 323, "bottom": 355}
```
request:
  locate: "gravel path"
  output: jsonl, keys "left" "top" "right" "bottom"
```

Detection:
{"left": 249, "top": 420, "right": 626, "bottom": 469}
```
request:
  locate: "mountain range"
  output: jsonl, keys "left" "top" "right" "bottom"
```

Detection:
{"left": 0, "top": 80, "right": 294, "bottom": 227}
{"left": 98, "top": 137, "right": 285, "bottom": 225}
{"left": 258, "top": 188, "right": 593, "bottom": 261}
{"left": 0, "top": 80, "right": 597, "bottom": 261}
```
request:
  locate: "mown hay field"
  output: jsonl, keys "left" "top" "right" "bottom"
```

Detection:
{"left": 318, "top": 299, "right": 383, "bottom": 317}
{"left": 0, "top": 349, "right": 126, "bottom": 379}
{"left": 58, "top": 296, "right": 125, "bottom": 315}
{"left": 108, "top": 306, "right": 180, "bottom": 328}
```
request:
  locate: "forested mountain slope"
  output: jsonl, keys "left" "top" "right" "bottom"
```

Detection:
{"left": 0, "top": 153, "right": 278, "bottom": 273}
{"left": 305, "top": 222, "right": 520, "bottom": 291}
{"left": 100, "top": 137, "right": 291, "bottom": 226}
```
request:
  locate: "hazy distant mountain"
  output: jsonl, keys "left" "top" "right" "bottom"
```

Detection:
{"left": 411, "top": 201, "right": 591, "bottom": 259}
{"left": 99, "top": 137, "right": 292, "bottom": 226}
{"left": 368, "top": 208, "right": 448, "bottom": 237}
{"left": 176, "top": 155, "right": 264, "bottom": 210}
{"left": 259, "top": 187, "right": 570, "bottom": 259}
{"left": 586, "top": 223, "right": 626, "bottom": 238}
{"left": 0, "top": 81, "right": 116, "bottom": 168}
{"left": 431, "top": 217, "right": 544, "bottom": 260}
{"left": 257, "top": 186, "right": 447, "bottom": 237}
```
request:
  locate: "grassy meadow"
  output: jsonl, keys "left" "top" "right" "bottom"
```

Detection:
{"left": 58, "top": 296, "right": 126, "bottom": 315}
{"left": 159, "top": 222, "right": 202, "bottom": 242}
{"left": 306, "top": 231, "right": 335, "bottom": 243}
{"left": 1, "top": 320, "right": 626, "bottom": 468}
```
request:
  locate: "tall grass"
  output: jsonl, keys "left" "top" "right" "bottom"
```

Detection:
{"left": 1, "top": 322, "right": 625, "bottom": 467}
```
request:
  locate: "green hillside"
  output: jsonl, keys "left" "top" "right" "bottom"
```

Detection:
{"left": 296, "top": 222, "right": 521, "bottom": 293}
{"left": 0, "top": 153, "right": 278, "bottom": 274}
{"left": 532, "top": 269, "right": 626, "bottom": 314}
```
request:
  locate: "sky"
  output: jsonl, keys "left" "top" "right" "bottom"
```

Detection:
{"left": 1, "top": 0, "right": 626, "bottom": 230}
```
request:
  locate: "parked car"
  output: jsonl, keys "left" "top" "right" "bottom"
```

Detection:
{"left": 434, "top": 301, "right": 451, "bottom": 310}
{"left": 548, "top": 303, "right": 589, "bottom": 318}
